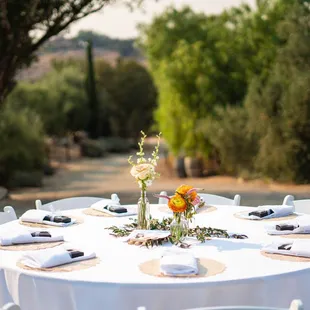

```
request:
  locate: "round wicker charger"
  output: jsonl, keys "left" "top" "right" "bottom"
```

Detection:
{"left": 234, "top": 212, "right": 299, "bottom": 222}
{"left": 0, "top": 241, "right": 64, "bottom": 251}
{"left": 196, "top": 205, "right": 217, "bottom": 214}
{"left": 139, "top": 258, "right": 226, "bottom": 278}
{"left": 19, "top": 216, "right": 84, "bottom": 228}
{"left": 281, "top": 234, "right": 310, "bottom": 239}
{"left": 261, "top": 251, "right": 310, "bottom": 263}
{"left": 17, "top": 257, "right": 100, "bottom": 272}
{"left": 83, "top": 208, "right": 113, "bottom": 217}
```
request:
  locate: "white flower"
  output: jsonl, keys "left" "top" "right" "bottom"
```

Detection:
{"left": 130, "top": 163, "right": 155, "bottom": 181}
{"left": 145, "top": 180, "right": 153, "bottom": 187}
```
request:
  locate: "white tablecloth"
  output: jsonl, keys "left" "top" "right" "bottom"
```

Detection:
{"left": 0, "top": 205, "right": 309, "bottom": 310}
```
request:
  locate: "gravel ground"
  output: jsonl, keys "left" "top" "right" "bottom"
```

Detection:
{"left": 2, "top": 153, "right": 310, "bottom": 217}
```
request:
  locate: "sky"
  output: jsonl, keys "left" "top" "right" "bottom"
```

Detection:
{"left": 67, "top": 0, "right": 256, "bottom": 39}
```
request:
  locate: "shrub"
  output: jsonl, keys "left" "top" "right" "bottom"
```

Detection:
{"left": 0, "top": 105, "right": 45, "bottom": 187}
{"left": 244, "top": 1, "right": 310, "bottom": 182}
{"left": 200, "top": 106, "right": 257, "bottom": 176}
{"left": 6, "top": 66, "right": 89, "bottom": 136}
{"left": 80, "top": 139, "right": 106, "bottom": 158}
{"left": 8, "top": 170, "right": 43, "bottom": 188}
{"left": 98, "top": 137, "right": 131, "bottom": 153}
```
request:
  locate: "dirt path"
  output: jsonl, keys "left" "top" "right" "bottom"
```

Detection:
{"left": 2, "top": 153, "right": 310, "bottom": 216}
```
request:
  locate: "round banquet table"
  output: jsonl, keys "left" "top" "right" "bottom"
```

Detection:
{"left": 0, "top": 204, "right": 309, "bottom": 310}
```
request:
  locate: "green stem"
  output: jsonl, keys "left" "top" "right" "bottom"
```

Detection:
{"left": 138, "top": 182, "right": 149, "bottom": 229}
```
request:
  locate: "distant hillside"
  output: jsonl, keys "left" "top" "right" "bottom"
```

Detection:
{"left": 43, "top": 30, "right": 139, "bottom": 57}
{"left": 17, "top": 31, "right": 144, "bottom": 82}
{"left": 16, "top": 49, "right": 122, "bottom": 82}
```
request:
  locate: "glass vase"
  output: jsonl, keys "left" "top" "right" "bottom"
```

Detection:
{"left": 170, "top": 212, "right": 189, "bottom": 244}
{"left": 137, "top": 189, "right": 150, "bottom": 229}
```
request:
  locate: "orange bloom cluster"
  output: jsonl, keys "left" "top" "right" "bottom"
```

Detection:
{"left": 168, "top": 194, "right": 187, "bottom": 213}
{"left": 168, "top": 185, "right": 198, "bottom": 213}
{"left": 176, "top": 185, "right": 197, "bottom": 202}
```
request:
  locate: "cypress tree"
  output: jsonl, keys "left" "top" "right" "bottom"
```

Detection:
{"left": 86, "top": 40, "right": 100, "bottom": 139}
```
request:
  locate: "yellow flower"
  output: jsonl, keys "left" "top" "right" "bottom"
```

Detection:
{"left": 168, "top": 194, "right": 187, "bottom": 213}
{"left": 176, "top": 184, "right": 197, "bottom": 202}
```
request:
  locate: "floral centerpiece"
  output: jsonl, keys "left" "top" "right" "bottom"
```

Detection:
{"left": 129, "top": 131, "right": 161, "bottom": 229}
{"left": 157, "top": 185, "right": 204, "bottom": 243}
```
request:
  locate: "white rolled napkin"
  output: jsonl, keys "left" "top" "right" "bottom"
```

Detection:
{"left": 265, "top": 217, "right": 310, "bottom": 235}
{"left": 20, "top": 245, "right": 96, "bottom": 268}
{"left": 20, "top": 209, "right": 76, "bottom": 227}
{"left": 160, "top": 250, "right": 198, "bottom": 276}
{"left": 0, "top": 230, "right": 63, "bottom": 246}
{"left": 90, "top": 197, "right": 137, "bottom": 217}
{"left": 263, "top": 240, "right": 310, "bottom": 258}
{"left": 243, "top": 204, "right": 295, "bottom": 220}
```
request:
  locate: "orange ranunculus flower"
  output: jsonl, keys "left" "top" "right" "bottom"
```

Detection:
{"left": 168, "top": 194, "right": 187, "bottom": 213}
{"left": 176, "top": 184, "right": 197, "bottom": 202}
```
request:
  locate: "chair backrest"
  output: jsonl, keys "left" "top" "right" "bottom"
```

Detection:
{"left": 158, "top": 191, "right": 168, "bottom": 204}
{"left": 35, "top": 197, "right": 103, "bottom": 211}
{"left": 292, "top": 199, "right": 310, "bottom": 214}
{"left": 0, "top": 206, "right": 17, "bottom": 224}
{"left": 1, "top": 302, "right": 21, "bottom": 310}
{"left": 198, "top": 194, "right": 241, "bottom": 206}
{"left": 185, "top": 299, "right": 303, "bottom": 310}
{"left": 157, "top": 192, "right": 241, "bottom": 206}
{"left": 283, "top": 195, "right": 295, "bottom": 206}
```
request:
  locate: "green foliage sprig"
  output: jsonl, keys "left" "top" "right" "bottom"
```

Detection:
{"left": 106, "top": 217, "right": 232, "bottom": 247}
{"left": 128, "top": 131, "right": 161, "bottom": 166}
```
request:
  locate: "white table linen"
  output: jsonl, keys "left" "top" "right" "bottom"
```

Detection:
{"left": 0, "top": 204, "right": 310, "bottom": 310}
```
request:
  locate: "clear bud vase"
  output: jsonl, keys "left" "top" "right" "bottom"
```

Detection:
{"left": 137, "top": 189, "right": 150, "bottom": 229}
{"left": 170, "top": 212, "right": 189, "bottom": 244}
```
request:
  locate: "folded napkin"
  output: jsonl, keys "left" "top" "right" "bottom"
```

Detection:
{"left": 263, "top": 240, "right": 310, "bottom": 258}
{"left": 265, "top": 217, "right": 310, "bottom": 235}
{"left": 0, "top": 230, "right": 63, "bottom": 246}
{"left": 20, "top": 245, "right": 96, "bottom": 268}
{"left": 246, "top": 204, "right": 294, "bottom": 220}
{"left": 91, "top": 198, "right": 137, "bottom": 217}
{"left": 20, "top": 210, "right": 76, "bottom": 227}
{"left": 160, "top": 250, "right": 198, "bottom": 276}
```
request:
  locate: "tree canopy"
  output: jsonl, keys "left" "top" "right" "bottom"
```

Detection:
{"left": 0, "top": 0, "right": 147, "bottom": 105}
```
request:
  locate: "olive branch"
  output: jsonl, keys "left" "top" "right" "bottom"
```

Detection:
{"left": 106, "top": 217, "right": 242, "bottom": 247}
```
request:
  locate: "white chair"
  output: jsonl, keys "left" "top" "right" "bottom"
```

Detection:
{"left": 35, "top": 196, "right": 103, "bottom": 212}
{"left": 283, "top": 195, "right": 295, "bottom": 206}
{"left": 292, "top": 198, "right": 310, "bottom": 214}
{"left": 282, "top": 194, "right": 310, "bottom": 214}
{"left": 198, "top": 193, "right": 241, "bottom": 206}
{"left": 185, "top": 299, "right": 303, "bottom": 310}
{"left": 157, "top": 192, "right": 241, "bottom": 206}
{"left": 0, "top": 206, "right": 17, "bottom": 224}
{"left": 2, "top": 302, "right": 20, "bottom": 310}
{"left": 158, "top": 191, "right": 168, "bottom": 204}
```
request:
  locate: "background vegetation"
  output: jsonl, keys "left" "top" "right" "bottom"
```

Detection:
{"left": 1, "top": 0, "right": 309, "bottom": 188}
{"left": 139, "top": 0, "right": 310, "bottom": 182}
